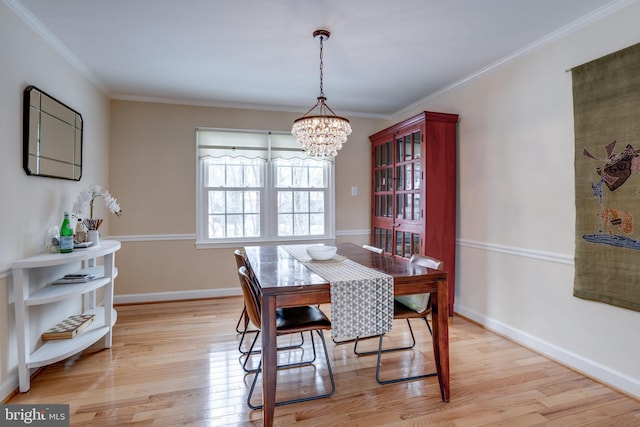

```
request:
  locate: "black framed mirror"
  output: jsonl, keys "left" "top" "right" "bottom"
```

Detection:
{"left": 23, "top": 85, "right": 83, "bottom": 180}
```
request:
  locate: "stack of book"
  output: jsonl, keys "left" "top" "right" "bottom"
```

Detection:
{"left": 51, "top": 273, "right": 97, "bottom": 285}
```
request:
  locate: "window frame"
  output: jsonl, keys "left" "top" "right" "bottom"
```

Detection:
{"left": 195, "top": 128, "right": 335, "bottom": 248}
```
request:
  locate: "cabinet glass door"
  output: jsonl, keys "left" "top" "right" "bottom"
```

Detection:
{"left": 373, "top": 141, "right": 393, "bottom": 218}
{"left": 392, "top": 130, "right": 422, "bottom": 258}
{"left": 372, "top": 139, "right": 395, "bottom": 252}
{"left": 373, "top": 226, "right": 393, "bottom": 253}
{"left": 395, "top": 131, "right": 421, "bottom": 219}
{"left": 372, "top": 128, "right": 423, "bottom": 258}
{"left": 394, "top": 230, "right": 421, "bottom": 258}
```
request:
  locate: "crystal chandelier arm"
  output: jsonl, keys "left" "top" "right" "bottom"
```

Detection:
{"left": 299, "top": 98, "right": 322, "bottom": 118}
{"left": 321, "top": 100, "right": 339, "bottom": 116}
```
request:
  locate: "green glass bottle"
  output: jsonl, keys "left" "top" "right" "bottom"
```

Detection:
{"left": 59, "top": 212, "right": 74, "bottom": 253}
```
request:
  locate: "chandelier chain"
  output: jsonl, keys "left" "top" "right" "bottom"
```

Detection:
{"left": 319, "top": 34, "right": 325, "bottom": 97}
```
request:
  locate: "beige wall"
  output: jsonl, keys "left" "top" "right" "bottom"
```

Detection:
{"left": 108, "top": 100, "right": 385, "bottom": 299}
{"left": 1, "top": 1, "right": 110, "bottom": 399}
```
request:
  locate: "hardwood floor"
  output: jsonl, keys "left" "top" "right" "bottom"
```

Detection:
{"left": 6, "top": 297, "right": 640, "bottom": 426}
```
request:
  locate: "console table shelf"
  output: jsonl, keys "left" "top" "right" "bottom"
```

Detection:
{"left": 27, "top": 307, "right": 117, "bottom": 368}
{"left": 12, "top": 240, "right": 121, "bottom": 392}
{"left": 24, "top": 266, "right": 118, "bottom": 306}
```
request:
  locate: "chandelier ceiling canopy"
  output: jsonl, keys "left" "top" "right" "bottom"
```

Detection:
{"left": 291, "top": 29, "right": 352, "bottom": 158}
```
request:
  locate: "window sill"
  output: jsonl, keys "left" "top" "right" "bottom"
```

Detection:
{"left": 195, "top": 236, "right": 336, "bottom": 250}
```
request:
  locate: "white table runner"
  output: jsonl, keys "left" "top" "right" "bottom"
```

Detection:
{"left": 282, "top": 245, "right": 394, "bottom": 340}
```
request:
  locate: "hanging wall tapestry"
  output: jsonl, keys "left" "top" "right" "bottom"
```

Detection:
{"left": 572, "top": 42, "right": 640, "bottom": 312}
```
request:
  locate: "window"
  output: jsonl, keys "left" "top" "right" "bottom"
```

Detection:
{"left": 196, "top": 129, "right": 335, "bottom": 246}
{"left": 204, "top": 157, "right": 263, "bottom": 239}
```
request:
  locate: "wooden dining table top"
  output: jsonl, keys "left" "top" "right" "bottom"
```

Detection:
{"left": 244, "top": 242, "right": 448, "bottom": 297}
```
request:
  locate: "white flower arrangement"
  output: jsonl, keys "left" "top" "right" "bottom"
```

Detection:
{"left": 72, "top": 185, "right": 122, "bottom": 230}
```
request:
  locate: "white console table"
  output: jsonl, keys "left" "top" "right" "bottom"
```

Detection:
{"left": 12, "top": 240, "right": 121, "bottom": 392}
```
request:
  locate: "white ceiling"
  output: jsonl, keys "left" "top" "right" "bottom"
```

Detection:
{"left": 11, "top": 0, "right": 625, "bottom": 117}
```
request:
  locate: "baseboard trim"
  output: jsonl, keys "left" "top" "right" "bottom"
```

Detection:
{"left": 455, "top": 304, "right": 640, "bottom": 399}
{"left": 1, "top": 378, "right": 18, "bottom": 404}
{"left": 114, "top": 288, "right": 241, "bottom": 305}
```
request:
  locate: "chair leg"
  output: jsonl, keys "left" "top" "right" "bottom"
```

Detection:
{"left": 235, "top": 306, "right": 247, "bottom": 334}
{"left": 238, "top": 322, "right": 259, "bottom": 355}
{"left": 353, "top": 319, "right": 417, "bottom": 356}
{"left": 352, "top": 335, "right": 382, "bottom": 355}
{"left": 241, "top": 331, "right": 315, "bottom": 373}
{"left": 239, "top": 323, "right": 305, "bottom": 355}
{"left": 374, "top": 325, "right": 437, "bottom": 385}
{"left": 247, "top": 330, "right": 335, "bottom": 410}
{"left": 237, "top": 305, "right": 263, "bottom": 356}
{"left": 332, "top": 336, "right": 357, "bottom": 345}
{"left": 424, "top": 316, "right": 432, "bottom": 336}
{"left": 242, "top": 331, "right": 262, "bottom": 372}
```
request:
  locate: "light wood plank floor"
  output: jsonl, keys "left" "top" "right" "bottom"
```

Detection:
{"left": 6, "top": 297, "right": 640, "bottom": 426}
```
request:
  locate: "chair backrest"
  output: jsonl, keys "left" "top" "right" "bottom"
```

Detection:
{"left": 362, "top": 244, "right": 384, "bottom": 254}
{"left": 397, "top": 254, "right": 443, "bottom": 312}
{"left": 235, "top": 248, "right": 261, "bottom": 307}
{"left": 234, "top": 249, "right": 248, "bottom": 270}
{"left": 235, "top": 248, "right": 258, "bottom": 279}
{"left": 238, "top": 266, "right": 262, "bottom": 329}
{"left": 409, "top": 254, "right": 443, "bottom": 270}
{"left": 234, "top": 249, "right": 243, "bottom": 265}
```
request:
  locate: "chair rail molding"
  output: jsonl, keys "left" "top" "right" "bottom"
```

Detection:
{"left": 457, "top": 238, "right": 573, "bottom": 265}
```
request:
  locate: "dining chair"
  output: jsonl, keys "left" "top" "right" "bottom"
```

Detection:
{"left": 234, "top": 250, "right": 250, "bottom": 333}
{"left": 356, "top": 253, "right": 443, "bottom": 385}
{"left": 238, "top": 266, "right": 335, "bottom": 409}
{"left": 234, "top": 250, "right": 260, "bottom": 354}
{"left": 393, "top": 253, "right": 443, "bottom": 336}
{"left": 234, "top": 249, "right": 304, "bottom": 358}
{"left": 337, "top": 245, "right": 431, "bottom": 350}
{"left": 362, "top": 244, "right": 384, "bottom": 254}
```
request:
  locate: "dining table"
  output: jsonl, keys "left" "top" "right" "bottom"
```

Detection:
{"left": 243, "top": 242, "right": 450, "bottom": 427}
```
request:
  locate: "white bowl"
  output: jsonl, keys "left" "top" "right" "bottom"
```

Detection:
{"left": 306, "top": 245, "right": 337, "bottom": 261}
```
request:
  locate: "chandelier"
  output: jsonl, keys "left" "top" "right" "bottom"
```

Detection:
{"left": 292, "top": 29, "right": 352, "bottom": 157}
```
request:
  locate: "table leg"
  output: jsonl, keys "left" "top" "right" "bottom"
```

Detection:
{"left": 431, "top": 278, "right": 450, "bottom": 401}
{"left": 261, "top": 294, "right": 277, "bottom": 427}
